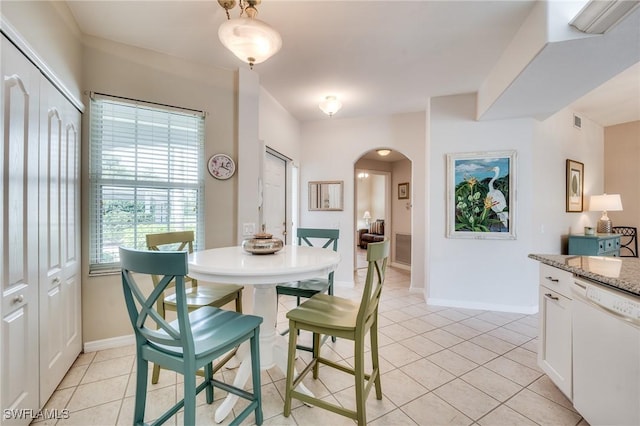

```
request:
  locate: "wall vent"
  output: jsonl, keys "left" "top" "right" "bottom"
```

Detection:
{"left": 573, "top": 114, "right": 582, "bottom": 129}
{"left": 395, "top": 233, "right": 411, "bottom": 265}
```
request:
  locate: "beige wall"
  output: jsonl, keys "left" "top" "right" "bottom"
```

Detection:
{"left": 81, "top": 37, "right": 237, "bottom": 343}
{"left": 391, "top": 159, "right": 412, "bottom": 236}
{"left": 605, "top": 121, "right": 640, "bottom": 230}
{"left": 301, "top": 113, "right": 426, "bottom": 290}
{"left": 1, "top": 1, "right": 83, "bottom": 102}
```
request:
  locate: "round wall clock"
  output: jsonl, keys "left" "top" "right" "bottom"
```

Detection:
{"left": 207, "top": 153, "right": 236, "bottom": 180}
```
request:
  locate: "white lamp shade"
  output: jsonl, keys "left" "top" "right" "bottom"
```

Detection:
{"left": 218, "top": 17, "right": 282, "bottom": 66}
{"left": 319, "top": 96, "right": 342, "bottom": 116}
{"left": 589, "top": 194, "right": 623, "bottom": 211}
{"left": 363, "top": 211, "right": 371, "bottom": 220}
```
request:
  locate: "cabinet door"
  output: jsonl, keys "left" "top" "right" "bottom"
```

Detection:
{"left": 538, "top": 287, "right": 572, "bottom": 399}
{"left": 1, "top": 36, "right": 41, "bottom": 423}
{"left": 38, "top": 79, "right": 82, "bottom": 403}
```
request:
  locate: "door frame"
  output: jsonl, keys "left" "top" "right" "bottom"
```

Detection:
{"left": 263, "top": 146, "right": 294, "bottom": 245}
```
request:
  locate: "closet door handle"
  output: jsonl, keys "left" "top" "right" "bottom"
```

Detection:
{"left": 545, "top": 293, "right": 559, "bottom": 301}
{"left": 13, "top": 294, "right": 24, "bottom": 304}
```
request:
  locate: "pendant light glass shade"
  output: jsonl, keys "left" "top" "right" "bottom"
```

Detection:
{"left": 319, "top": 96, "right": 342, "bottom": 116}
{"left": 218, "top": 17, "right": 282, "bottom": 68}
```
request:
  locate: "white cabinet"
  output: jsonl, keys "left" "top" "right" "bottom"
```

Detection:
{"left": 1, "top": 34, "right": 81, "bottom": 424}
{"left": 538, "top": 263, "right": 572, "bottom": 400}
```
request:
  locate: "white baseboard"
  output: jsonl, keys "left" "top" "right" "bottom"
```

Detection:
{"left": 390, "top": 262, "right": 411, "bottom": 271}
{"left": 83, "top": 334, "right": 135, "bottom": 353}
{"left": 427, "top": 298, "right": 538, "bottom": 315}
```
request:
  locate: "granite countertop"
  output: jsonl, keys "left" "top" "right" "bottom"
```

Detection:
{"left": 529, "top": 254, "right": 640, "bottom": 298}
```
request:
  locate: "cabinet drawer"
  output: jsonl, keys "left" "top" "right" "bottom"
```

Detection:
{"left": 603, "top": 237, "right": 620, "bottom": 252}
{"left": 539, "top": 263, "right": 572, "bottom": 299}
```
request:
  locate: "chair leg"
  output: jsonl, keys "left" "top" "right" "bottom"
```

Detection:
{"left": 250, "top": 328, "right": 263, "bottom": 425}
{"left": 354, "top": 337, "right": 367, "bottom": 425}
{"left": 284, "top": 320, "right": 299, "bottom": 417}
{"left": 183, "top": 367, "right": 197, "bottom": 426}
{"left": 329, "top": 284, "right": 336, "bottom": 343}
{"left": 151, "top": 363, "right": 161, "bottom": 384}
{"left": 133, "top": 355, "right": 149, "bottom": 426}
{"left": 371, "top": 318, "right": 382, "bottom": 399}
{"left": 204, "top": 363, "right": 214, "bottom": 404}
{"left": 235, "top": 290, "right": 243, "bottom": 313}
{"left": 312, "top": 333, "right": 321, "bottom": 379}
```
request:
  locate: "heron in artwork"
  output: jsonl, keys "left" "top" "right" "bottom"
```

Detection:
{"left": 488, "top": 166, "right": 508, "bottom": 228}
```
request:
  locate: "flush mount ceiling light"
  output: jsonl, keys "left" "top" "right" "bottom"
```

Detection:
{"left": 319, "top": 96, "right": 342, "bottom": 117}
{"left": 377, "top": 149, "right": 391, "bottom": 156}
{"left": 217, "top": 0, "right": 282, "bottom": 69}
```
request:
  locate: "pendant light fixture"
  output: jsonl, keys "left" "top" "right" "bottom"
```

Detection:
{"left": 319, "top": 96, "right": 342, "bottom": 117}
{"left": 218, "top": 0, "right": 282, "bottom": 69}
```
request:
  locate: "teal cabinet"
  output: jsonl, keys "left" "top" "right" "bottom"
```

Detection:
{"left": 568, "top": 234, "right": 621, "bottom": 256}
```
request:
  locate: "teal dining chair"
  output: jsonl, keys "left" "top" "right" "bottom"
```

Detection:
{"left": 283, "top": 239, "right": 390, "bottom": 425}
{"left": 119, "top": 247, "right": 263, "bottom": 426}
{"left": 276, "top": 228, "right": 339, "bottom": 352}
{"left": 146, "top": 230, "right": 244, "bottom": 384}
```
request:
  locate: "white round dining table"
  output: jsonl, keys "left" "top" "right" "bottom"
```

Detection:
{"left": 188, "top": 245, "right": 341, "bottom": 423}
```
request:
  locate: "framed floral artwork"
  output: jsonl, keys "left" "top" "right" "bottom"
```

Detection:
{"left": 566, "top": 159, "right": 584, "bottom": 212}
{"left": 446, "top": 150, "right": 517, "bottom": 239}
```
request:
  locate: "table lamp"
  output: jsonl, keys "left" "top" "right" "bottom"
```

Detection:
{"left": 363, "top": 211, "right": 371, "bottom": 227}
{"left": 589, "top": 193, "right": 623, "bottom": 233}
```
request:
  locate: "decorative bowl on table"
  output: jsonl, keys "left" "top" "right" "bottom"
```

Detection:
{"left": 242, "top": 232, "right": 284, "bottom": 255}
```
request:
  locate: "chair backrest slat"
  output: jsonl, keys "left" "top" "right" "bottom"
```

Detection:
{"left": 120, "top": 247, "right": 194, "bottom": 351}
{"left": 296, "top": 228, "right": 339, "bottom": 252}
{"left": 146, "top": 230, "right": 198, "bottom": 288}
{"left": 612, "top": 226, "right": 638, "bottom": 257}
{"left": 296, "top": 228, "right": 340, "bottom": 284}
{"left": 357, "top": 240, "right": 390, "bottom": 328}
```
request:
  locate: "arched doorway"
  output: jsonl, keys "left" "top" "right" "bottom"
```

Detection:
{"left": 354, "top": 149, "right": 412, "bottom": 283}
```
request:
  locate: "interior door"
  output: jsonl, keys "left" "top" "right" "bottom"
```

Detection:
{"left": 263, "top": 150, "right": 287, "bottom": 241}
{"left": 1, "top": 35, "right": 41, "bottom": 421}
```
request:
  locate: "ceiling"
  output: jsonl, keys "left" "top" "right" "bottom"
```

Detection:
{"left": 65, "top": 0, "right": 639, "bottom": 126}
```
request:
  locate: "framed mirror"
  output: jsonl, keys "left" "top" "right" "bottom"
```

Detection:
{"left": 309, "top": 181, "right": 344, "bottom": 211}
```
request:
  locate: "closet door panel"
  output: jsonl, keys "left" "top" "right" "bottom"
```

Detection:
{"left": 62, "top": 102, "right": 81, "bottom": 353}
{"left": 38, "top": 79, "right": 81, "bottom": 403}
{"left": 1, "top": 35, "right": 40, "bottom": 423}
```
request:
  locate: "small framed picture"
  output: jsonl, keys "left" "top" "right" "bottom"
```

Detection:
{"left": 398, "top": 182, "right": 409, "bottom": 199}
{"left": 566, "top": 159, "right": 584, "bottom": 212}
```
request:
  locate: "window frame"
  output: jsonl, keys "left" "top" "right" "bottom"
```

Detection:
{"left": 88, "top": 93, "right": 205, "bottom": 274}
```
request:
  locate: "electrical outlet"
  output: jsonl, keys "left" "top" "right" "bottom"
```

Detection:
{"left": 243, "top": 223, "right": 256, "bottom": 236}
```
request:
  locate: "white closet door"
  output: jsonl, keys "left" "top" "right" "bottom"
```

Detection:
{"left": 1, "top": 35, "right": 41, "bottom": 423}
{"left": 38, "top": 77, "right": 82, "bottom": 403}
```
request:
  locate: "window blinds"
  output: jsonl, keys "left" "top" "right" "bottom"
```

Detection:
{"left": 89, "top": 95, "right": 205, "bottom": 272}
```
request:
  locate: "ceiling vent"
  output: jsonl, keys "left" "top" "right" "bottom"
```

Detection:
{"left": 574, "top": 114, "right": 582, "bottom": 129}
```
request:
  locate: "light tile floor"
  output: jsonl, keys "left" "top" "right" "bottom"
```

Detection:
{"left": 34, "top": 262, "right": 588, "bottom": 425}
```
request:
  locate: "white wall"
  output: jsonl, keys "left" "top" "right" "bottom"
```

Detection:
{"left": 299, "top": 113, "right": 426, "bottom": 290}
{"left": 429, "top": 93, "right": 604, "bottom": 313}
{"left": 259, "top": 87, "right": 301, "bottom": 162}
